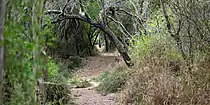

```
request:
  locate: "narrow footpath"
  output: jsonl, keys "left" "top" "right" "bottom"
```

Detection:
{"left": 71, "top": 52, "right": 124, "bottom": 105}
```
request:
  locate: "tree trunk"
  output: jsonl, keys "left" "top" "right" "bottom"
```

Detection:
{"left": 0, "top": 0, "right": 5, "bottom": 104}
{"left": 102, "top": 27, "right": 133, "bottom": 67}
{"left": 104, "top": 33, "right": 109, "bottom": 52}
{"left": 92, "top": 32, "right": 99, "bottom": 49}
{"left": 99, "top": 0, "right": 132, "bottom": 66}
{"left": 87, "top": 27, "right": 92, "bottom": 55}
{"left": 99, "top": 34, "right": 102, "bottom": 48}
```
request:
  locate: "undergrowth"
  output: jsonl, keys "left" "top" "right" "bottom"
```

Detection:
{"left": 68, "top": 77, "right": 91, "bottom": 88}
{"left": 36, "top": 55, "right": 83, "bottom": 104}
{"left": 118, "top": 35, "right": 210, "bottom": 105}
{"left": 96, "top": 66, "right": 128, "bottom": 94}
{"left": 54, "top": 56, "right": 83, "bottom": 72}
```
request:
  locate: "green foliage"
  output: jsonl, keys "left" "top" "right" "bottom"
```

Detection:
{"left": 3, "top": 0, "right": 58, "bottom": 104}
{"left": 84, "top": 0, "right": 101, "bottom": 20}
{"left": 48, "top": 58, "right": 75, "bottom": 84}
{"left": 4, "top": 22, "right": 37, "bottom": 105}
{"left": 96, "top": 67, "right": 128, "bottom": 93}
{"left": 94, "top": 71, "right": 110, "bottom": 82}
{"left": 36, "top": 58, "right": 76, "bottom": 104}
{"left": 131, "top": 34, "right": 183, "bottom": 66}
{"left": 47, "top": 60, "right": 59, "bottom": 80}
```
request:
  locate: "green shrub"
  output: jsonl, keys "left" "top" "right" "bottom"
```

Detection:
{"left": 96, "top": 66, "right": 128, "bottom": 93}
{"left": 38, "top": 59, "right": 75, "bottom": 104}
{"left": 94, "top": 71, "right": 110, "bottom": 82}
{"left": 46, "top": 58, "right": 73, "bottom": 83}
{"left": 47, "top": 60, "right": 59, "bottom": 80}
{"left": 130, "top": 34, "right": 183, "bottom": 66}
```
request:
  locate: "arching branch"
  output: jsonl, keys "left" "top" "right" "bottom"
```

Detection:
{"left": 46, "top": 9, "right": 133, "bottom": 67}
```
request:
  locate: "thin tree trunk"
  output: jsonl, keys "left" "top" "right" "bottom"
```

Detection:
{"left": 104, "top": 33, "right": 109, "bottom": 52}
{"left": 87, "top": 26, "right": 92, "bottom": 55}
{"left": 92, "top": 32, "right": 100, "bottom": 49}
{"left": 0, "top": 0, "right": 5, "bottom": 104}
{"left": 99, "top": 34, "right": 102, "bottom": 48}
{"left": 160, "top": 0, "right": 186, "bottom": 59}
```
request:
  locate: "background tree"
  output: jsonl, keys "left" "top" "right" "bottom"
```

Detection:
{"left": 0, "top": 0, "right": 4, "bottom": 104}
{"left": 46, "top": 0, "right": 148, "bottom": 66}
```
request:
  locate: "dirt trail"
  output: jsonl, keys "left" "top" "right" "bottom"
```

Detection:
{"left": 71, "top": 52, "right": 124, "bottom": 105}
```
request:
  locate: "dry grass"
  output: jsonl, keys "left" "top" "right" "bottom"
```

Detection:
{"left": 119, "top": 55, "right": 210, "bottom": 105}
{"left": 118, "top": 35, "right": 210, "bottom": 105}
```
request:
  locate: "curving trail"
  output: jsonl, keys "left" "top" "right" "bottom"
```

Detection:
{"left": 71, "top": 52, "right": 124, "bottom": 105}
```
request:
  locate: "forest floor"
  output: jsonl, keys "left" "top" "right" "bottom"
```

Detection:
{"left": 71, "top": 46, "right": 124, "bottom": 105}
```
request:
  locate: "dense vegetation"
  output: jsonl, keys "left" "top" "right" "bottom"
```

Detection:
{"left": 0, "top": 0, "right": 210, "bottom": 105}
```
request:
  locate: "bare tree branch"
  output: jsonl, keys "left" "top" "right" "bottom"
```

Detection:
{"left": 62, "top": 0, "right": 70, "bottom": 12}
{"left": 46, "top": 10, "right": 102, "bottom": 28}
{"left": 116, "top": 9, "right": 147, "bottom": 34}
{"left": 107, "top": 15, "right": 132, "bottom": 38}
